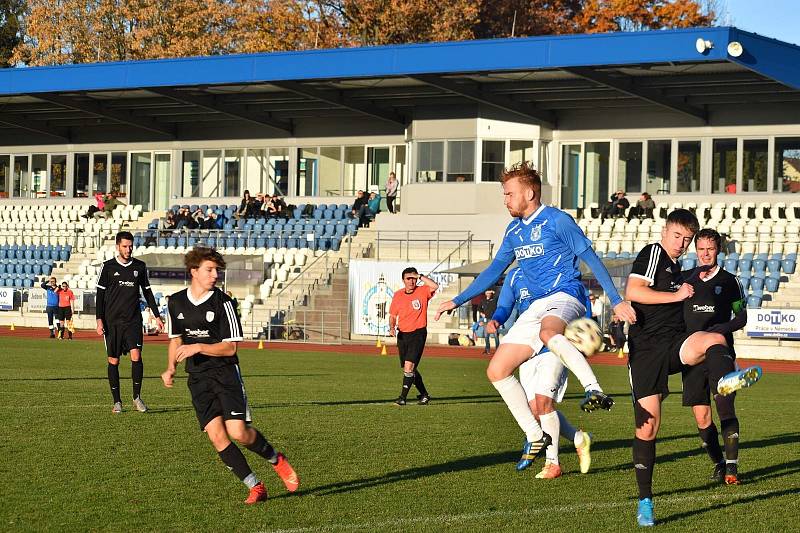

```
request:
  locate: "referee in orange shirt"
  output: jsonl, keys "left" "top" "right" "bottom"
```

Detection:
{"left": 388, "top": 267, "right": 439, "bottom": 406}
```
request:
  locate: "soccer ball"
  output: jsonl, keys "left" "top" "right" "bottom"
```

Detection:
{"left": 564, "top": 318, "right": 603, "bottom": 357}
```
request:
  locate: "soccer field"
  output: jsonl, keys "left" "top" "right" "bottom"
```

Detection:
{"left": 1, "top": 337, "right": 798, "bottom": 532}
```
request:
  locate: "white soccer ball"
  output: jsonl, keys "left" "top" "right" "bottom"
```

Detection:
{"left": 564, "top": 318, "right": 603, "bottom": 357}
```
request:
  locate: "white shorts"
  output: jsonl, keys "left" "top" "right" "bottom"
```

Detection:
{"left": 519, "top": 352, "right": 569, "bottom": 403}
{"left": 500, "top": 292, "right": 587, "bottom": 354}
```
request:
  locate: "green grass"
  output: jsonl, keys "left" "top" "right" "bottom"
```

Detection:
{"left": 1, "top": 337, "right": 798, "bottom": 532}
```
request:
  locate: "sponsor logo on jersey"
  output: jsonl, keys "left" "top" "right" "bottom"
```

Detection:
{"left": 186, "top": 328, "right": 210, "bottom": 337}
{"left": 692, "top": 304, "right": 715, "bottom": 313}
{"left": 411, "top": 299, "right": 421, "bottom": 310}
{"left": 206, "top": 311, "right": 215, "bottom": 322}
{"left": 519, "top": 287, "right": 530, "bottom": 299}
{"left": 177, "top": 313, "right": 184, "bottom": 319}
{"left": 514, "top": 244, "right": 545, "bottom": 259}
{"left": 118, "top": 280, "right": 135, "bottom": 287}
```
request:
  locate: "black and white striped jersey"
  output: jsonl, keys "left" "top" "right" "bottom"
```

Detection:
{"left": 166, "top": 287, "right": 244, "bottom": 374}
{"left": 628, "top": 242, "right": 685, "bottom": 338}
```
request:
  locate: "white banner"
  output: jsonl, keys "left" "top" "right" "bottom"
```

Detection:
{"left": 348, "top": 260, "right": 457, "bottom": 336}
{"left": 28, "top": 288, "right": 85, "bottom": 312}
{"left": 746, "top": 308, "right": 800, "bottom": 339}
{"left": 0, "top": 287, "right": 13, "bottom": 311}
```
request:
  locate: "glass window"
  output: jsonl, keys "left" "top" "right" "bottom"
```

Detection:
{"left": 245, "top": 148, "right": 267, "bottom": 195}
{"left": 269, "top": 147, "right": 289, "bottom": 196}
{"left": 677, "top": 141, "right": 701, "bottom": 193}
{"left": 584, "top": 142, "right": 609, "bottom": 207}
{"left": 539, "top": 141, "right": 550, "bottom": 183}
{"left": 201, "top": 150, "right": 221, "bottom": 197}
{"left": 617, "top": 142, "right": 643, "bottom": 193}
{"left": 73, "top": 153, "right": 89, "bottom": 198}
{"left": 510, "top": 140, "right": 534, "bottom": 167}
{"left": 130, "top": 153, "right": 151, "bottom": 209}
{"left": 480, "top": 140, "right": 503, "bottom": 182}
{"left": 297, "top": 147, "right": 317, "bottom": 196}
{"left": 224, "top": 149, "right": 243, "bottom": 197}
{"left": 92, "top": 153, "right": 108, "bottom": 195}
{"left": 416, "top": 141, "right": 444, "bottom": 182}
{"left": 154, "top": 153, "right": 171, "bottom": 210}
{"left": 344, "top": 146, "right": 365, "bottom": 195}
{"left": 110, "top": 152, "right": 127, "bottom": 197}
{"left": 31, "top": 154, "right": 47, "bottom": 198}
{"left": 774, "top": 137, "right": 800, "bottom": 194}
{"left": 712, "top": 138, "right": 737, "bottom": 194}
{"left": 393, "top": 144, "right": 406, "bottom": 185}
{"left": 560, "top": 144, "right": 581, "bottom": 210}
{"left": 0, "top": 155, "right": 8, "bottom": 197}
{"left": 448, "top": 140, "right": 475, "bottom": 182}
{"left": 182, "top": 151, "right": 200, "bottom": 197}
{"left": 319, "top": 146, "right": 341, "bottom": 196}
{"left": 743, "top": 139, "right": 768, "bottom": 193}
{"left": 646, "top": 140, "right": 671, "bottom": 196}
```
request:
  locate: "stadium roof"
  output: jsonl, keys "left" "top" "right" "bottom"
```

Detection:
{"left": 1, "top": 26, "right": 799, "bottom": 144}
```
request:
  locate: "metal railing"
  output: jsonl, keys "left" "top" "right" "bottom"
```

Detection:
{"left": 245, "top": 310, "right": 344, "bottom": 344}
{"left": 360, "top": 230, "right": 493, "bottom": 263}
{"left": 270, "top": 251, "right": 342, "bottom": 314}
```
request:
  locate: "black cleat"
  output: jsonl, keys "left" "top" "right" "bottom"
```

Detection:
{"left": 393, "top": 397, "right": 406, "bottom": 406}
{"left": 711, "top": 461, "right": 726, "bottom": 483}
{"left": 516, "top": 432, "right": 552, "bottom": 471}
{"left": 580, "top": 390, "right": 615, "bottom": 412}
{"left": 417, "top": 395, "right": 430, "bottom": 405}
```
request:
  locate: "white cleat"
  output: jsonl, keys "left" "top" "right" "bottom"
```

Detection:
{"left": 717, "top": 366, "right": 763, "bottom": 396}
{"left": 112, "top": 402, "right": 123, "bottom": 414}
{"left": 576, "top": 432, "right": 593, "bottom": 474}
{"left": 133, "top": 397, "right": 148, "bottom": 413}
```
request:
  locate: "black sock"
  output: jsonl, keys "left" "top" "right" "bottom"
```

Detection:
{"left": 633, "top": 438, "right": 656, "bottom": 500}
{"left": 218, "top": 442, "right": 254, "bottom": 482}
{"left": 721, "top": 417, "right": 740, "bottom": 462}
{"left": 414, "top": 371, "right": 428, "bottom": 397}
{"left": 108, "top": 363, "right": 121, "bottom": 403}
{"left": 245, "top": 430, "right": 278, "bottom": 464}
{"left": 705, "top": 344, "right": 736, "bottom": 386}
{"left": 131, "top": 360, "right": 144, "bottom": 399}
{"left": 698, "top": 423, "right": 724, "bottom": 464}
{"left": 400, "top": 371, "right": 414, "bottom": 399}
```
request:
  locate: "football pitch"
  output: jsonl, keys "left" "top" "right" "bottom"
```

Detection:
{"left": 1, "top": 337, "right": 798, "bottom": 532}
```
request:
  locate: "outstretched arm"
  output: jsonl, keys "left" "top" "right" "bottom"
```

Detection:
{"left": 577, "top": 248, "right": 637, "bottom": 323}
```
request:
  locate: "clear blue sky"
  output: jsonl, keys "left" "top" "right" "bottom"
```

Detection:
{"left": 722, "top": 0, "right": 800, "bottom": 46}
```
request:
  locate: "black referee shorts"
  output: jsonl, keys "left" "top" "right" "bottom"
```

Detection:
{"left": 682, "top": 348, "right": 738, "bottom": 406}
{"left": 628, "top": 331, "right": 691, "bottom": 401}
{"left": 56, "top": 306, "right": 73, "bottom": 321}
{"left": 104, "top": 322, "right": 144, "bottom": 358}
{"left": 187, "top": 364, "right": 251, "bottom": 430}
{"left": 397, "top": 327, "right": 427, "bottom": 367}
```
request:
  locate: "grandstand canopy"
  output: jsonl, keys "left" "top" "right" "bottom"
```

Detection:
{"left": 0, "top": 26, "right": 799, "bottom": 144}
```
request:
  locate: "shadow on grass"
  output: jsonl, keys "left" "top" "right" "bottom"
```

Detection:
{"left": 657, "top": 488, "right": 799, "bottom": 525}
{"left": 0, "top": 373, "right": 327, "bottom": 382}
{"left": 656, "top": 458, "right": 800, "bottom": 498}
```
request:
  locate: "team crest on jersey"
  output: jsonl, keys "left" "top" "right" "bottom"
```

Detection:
{"left": 206, "top": 311, "right": 215, "bottom": 322}
{"left": 177, "top": 313, "right": 184, "bottom": 319}
{"left": 715, "top": 286, "right": 722, "bottom": 295}
{"left": 530, "top": 223, "right": 543, "bottom": 242}
{"left": 133, "top": 270, "right": 138, "bottom": 277}
{"left": 411, "top": 299, "right": 421, "bottom": 310}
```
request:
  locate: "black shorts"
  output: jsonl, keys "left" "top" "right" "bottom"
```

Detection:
{"left": 187, "top": 364, "right": 251, "bottom": 430}
{"left": 628, "top": 331, "right": 691, "bottom": 401}
{"left": 397, "top": 327, "right": 427, "bottom": 366}
{"left": 104, "top": 322, "right": 144, "bottom": 358}
{"left": 682, "top": 349, "right": 738, "bottom": 406}
{"left": 57, "top": 307, "right": 73, "bottom": 321}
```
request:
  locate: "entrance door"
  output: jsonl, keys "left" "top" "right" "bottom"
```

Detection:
{"left": 131, "top": 153, "right": 152, "bottom": 210}
{"left": 154, "top": 153, "right": 171, "bottom": 210}
{"left": 560, "top": 144, "right": 581, "bottom": 209}
{"left": 368, "top": 146, "right": 390, "bottom": 210}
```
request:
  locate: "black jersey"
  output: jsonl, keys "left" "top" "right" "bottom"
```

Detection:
{"left": 628, "top": 243, "right": 685, "bottom": 338}
{"left": 167, "top": 288, "right": 243, "bottom": 374}
{"left": 96, "top": 257, "right": 159, "bottom": 325}
{"left": 683, "top": 266, "right": 744, "bottom": 346}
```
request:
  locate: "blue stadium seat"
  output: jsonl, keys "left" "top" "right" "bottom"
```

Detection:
{"left": 686, "top": 252, "right": 697, "bottom": 260}
{"left": 770, "top": 253, "right": 783, "bottom": 262}
{"left": 323, "top": 224, "right": 335, "bottom": 237}
{"left": 756, "top": 253, "right": 768, "bottom": 261}
{"left": 42, "top": 264, "right": 53, "bottom": 276}
{"left": 23, "top": 278, "right": 33, "bottom": 288}
{"left": 746, "top": 295, "right": 762, "bottom": 309}
{"left": 681, "top": 258, "right": 696, "bottom": 270}
{"left": 738, "top": 277, "right": 750, "bottom": 292}
{"left": 750, "top": 277, "right": 765, "bottom": 291}
{"left": 738, "top": 259, "right": 751, "bottom": 273}
{"left": 752, "top": 259, "right": 766, "bottom": 273}
{"left": 255, "top": 237, "right": 266, "bottom": 248}
{"left": 286, "top": 238, "right": 297, "bottom": 248}
{"left": 723, "top": 258, "right": 738, "bottom": 272}
{"left": 267, "top": 237, "right": 277, "bottom": 248}
{"left": 330, "top": 237, "right": 342, "bottom": 251}
{"left": 323, "top": 208, "right": 334, "bottom": 220}
{"left": 765, "top": 277, "right": 780, "bottom": 292}
{"left": 0, "top": 249, "right": 6, "bottom": 260}
{"left": 767, "top": 259, "right": 781, "bottom": 274}
{"left": 166, "top": 237, "right": 176, "bottom": 248}
{"left": 740, "top": 252, "right": 753, "bottom": 261}
{"left": 782, "top": 259, "right": 796, "bottom": 274}
{"left": 235, "top": 238, "right": 245, "bottom": 248}
{"left": 236, "top": 219, "right": 246, "bottom": 229}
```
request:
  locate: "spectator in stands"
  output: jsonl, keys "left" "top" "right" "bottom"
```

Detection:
{"left": 261, "top": 195, "right": 278, "bottom": 218}
{"left": 200, "top": 209, "right": 216, "bottom": 229}
{"left": 350, "top": 190, "right": 367, "bottom": 221}
{"left": 190, "top": 207, "right": 206, "bottom": 228}
{"left": 255, "top": 193, "right": 265, "bottom": 212}
{"left": 479, "top": 289, "right": 500, "bottom": 354}
{"left": 272, "top": 194, "right": 288, "bottom": 219}
{"left": 97, "top": 192, "right": 123, "bottom": 219}
{"left": 236, "top": 190, "right": 257, "bottom": 219}
{"left": 41, "top": 276, "right": 59, "bottom": 338}
{"left": 601, "top": 190, "right": 629, "bottom": 221}
{"left": 627, "top": 192, "right": 656, "bottom": 221}
{"left": 164, "top": 210, "right": 177, "bottom": 230}
{"left": 364, "top": 191, "right": 382, "bottom": 226}
{"left": 608, "top": 314, "right": 626, "bottom": 352}
{"left": 174, "top": 206, "right": 194, "bottom": 230}
{"left": 83, "top": 192, "right": 105, "bottom": 219}
{"left": 386, "top": 172, "right": 399, "bottom": 214}
{"left": 56, "top": 281, "right": 76, "bottom": 340}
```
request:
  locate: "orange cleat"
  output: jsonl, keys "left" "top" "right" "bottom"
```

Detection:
{"left": 535, "top": 461, "right": 562, "bottom": 479}
{"left": 272, "top": 453, "right": 300, "bottom": 492}
{"left": 724, "top": 474, "right": 741, "bottom": 485}
{"left": 245, "top": 482, "right": 268, "bottom": 504}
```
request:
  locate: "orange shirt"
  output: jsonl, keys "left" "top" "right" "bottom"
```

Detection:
{"left": 57, "top": 289, "right": 75, "bottom": 307}
{"left": 389, "top": 284, "right": 435, "bottom": 332}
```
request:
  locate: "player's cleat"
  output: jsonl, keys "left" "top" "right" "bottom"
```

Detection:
{"left": 393, "top": 397, "right": 406, "bottom": 406}
{"left": 580, "top": 390, "right": 614, "bottom": 412}
{"left": 133, "top": 397, "right": 148, "bottom": 413}
{"left": 49, "top": 332, "right": 56, "bottom": 339}
{"left": 576, "top": 432, "right": 593, "bottom": 474}
{"left": 717, "top": 366, "right": 762, "bottom": 396}
{"left": 711, "top": 461, "right": 726, "bottom": 483}
{"left": 535, "top": 461, "right": 562, "bottom": 479}
{"left": 724, "top": 463, "right": 741, "bottom": 485}
{"left": 271, "top": 453, "right": 299, "bottom": 492}
{"left": 111, "top": 402, "right": 123, "bottom": 414}
{"left": 244, "top": 482, "right": 268, "bottom": 504}
{"left": 417, "top": 395, "right": 431, "bottom": 405}
{"left": 637, "top": 498, "right": 655, "bottom": 527}
{"left": 516, "top": 433, "right": 552, "bottom": 471}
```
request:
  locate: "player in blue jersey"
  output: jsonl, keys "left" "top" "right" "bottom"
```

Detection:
{"left": 435, "top": 161, "right": 637, "bottom": 467}
{"left": 488, "top": 267, "right": 593, "bottom": 478}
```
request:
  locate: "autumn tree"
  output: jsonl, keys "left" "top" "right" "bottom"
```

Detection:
{"left": 0, "top": 0, "right": 24, "bottom": 67}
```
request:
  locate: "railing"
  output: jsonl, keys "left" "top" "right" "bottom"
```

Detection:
{"left": 244, "top": 310, "right": 344, "bottom": 344}
{"left": 358, "top": 230, "right": 493, "bottom": 263}
{"left": 270, "top": 251, "right": 342, "bottom": 314}
{"left": 0, "top": 228, "right": 101, "bottom": 252}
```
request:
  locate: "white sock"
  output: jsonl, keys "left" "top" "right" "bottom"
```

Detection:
{"left": 491, "top": 376, "right": 543, "bottom": 442}
{"left": 557, "top": 411, "right": 577, "bottom": 441}
{"left": 540, "top": 411, "right": 560, "bottom": 464}
{"left": 547, "top": 334, "right": 603, "bottom": 392}
{"left": 573, "top": 429, "right": 585, "bottom": 448}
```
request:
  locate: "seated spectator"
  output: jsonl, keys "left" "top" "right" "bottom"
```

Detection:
{"left": 200, "top": 209, "right": 216, "bottom": 229}
{"left": 83, "top": 192, "right": 105, "bottom": 219}
{"left": 272, "top": 194, "right": 289, "bottom": 219}
{"left": 174, "top": 206, "right": 195, "bottom": 230}
{"left": 627, "top": 192, "right": 655, "bottom": 221}
{"left": 164, "top": 210, "right": 177, "bottom": 230}
{"left": 363, "top": 191, "right": 382, "bottom": 225}
{"left": 601, "top": 190, "right": 629, "bottom": 221}
{"left": 97, "top": 192, "right": 123, "bottom": 219}
{"left": 349, "top": 190, "right": 368, "bottom": 222}
{"left": 235, "top": 190, "right": 257, "bottom": 219}
{"left": 190, "top": 207, "right": 205, "bottom": 227}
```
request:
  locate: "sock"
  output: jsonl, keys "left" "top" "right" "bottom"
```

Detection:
{"left": 697, "top": 423, "right": 724, "bottom": 464}
{"left": 218, "top": 442, "right": 257, "bottom": 487}
{"left": 400, "top": 371, "right": 414, "bottom": 399}
{"left": 705, "top": 344, "right": 736, "bottom": 386}
{"left": 108, "top": 363, "right": 121, "bottom": 403}
{"left": 557, "top": 411, "right": 577, "bottom": 442}
{"left": 573, "top": 429, "right": 585, "bottom": 449}
{"left": 131, "top": 360, "right": 144, "bottom": 400}
{"left": 245, "top": 430, "right": 278, "bottom": 464}
{"left": 547, "top": 334, "right": 602, "bottom": 392}
{"left": 632, "top": 437, "right": 656, "bottom": 500}
{"left": 721, "top": 417, "right": 740, "bottom": 462}
{"left": 540, "top": 411, "right": 560, "bottom": 464}
{"left": 414, "top": 371, "right": 428, "bottom": 397}
{"left": 491, "top": 375, "right": 543, "bottom": 442}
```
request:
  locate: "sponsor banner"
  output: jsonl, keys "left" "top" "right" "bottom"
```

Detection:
{"left": 746, "top": 308, "right": 800, "bottom": 339}
{"left": 28, "top": 288, "right": 85, "bottom": 312}
{"left": 348, "top": 260, "right": 456, "bottom": 336}
{"left": 0, "top": 287, "right": 13, "bottom": 310}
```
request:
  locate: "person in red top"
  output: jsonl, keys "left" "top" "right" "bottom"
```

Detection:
{"left": 56, "top": 281, "right": 76, "bottom": 340}
{"left": 388, "top": 267, "right": 439, "bottom": 406}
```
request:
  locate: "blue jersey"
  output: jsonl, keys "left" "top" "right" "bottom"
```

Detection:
{"left": 40, "top": 281, "right": 59, "bottom": 307}
{"left": 455, "top": 205, "right": 611, "bottom": 307}
{"left": 492, "top": 267, "right": 532, "bottom": 325}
